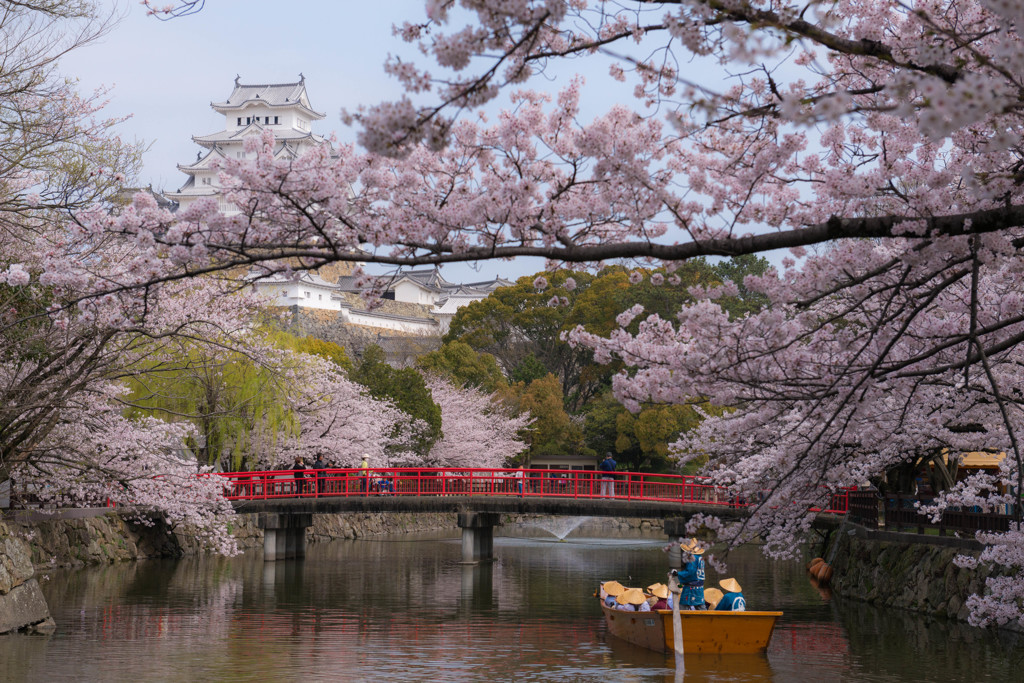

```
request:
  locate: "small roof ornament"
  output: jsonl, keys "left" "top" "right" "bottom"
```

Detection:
{"left": 234, "top": 74, "right": 240, "bottom": 86}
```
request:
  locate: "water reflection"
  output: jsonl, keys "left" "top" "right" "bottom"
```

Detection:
{"left": 0, "top": 530, "right": 1021, "bottom": 682}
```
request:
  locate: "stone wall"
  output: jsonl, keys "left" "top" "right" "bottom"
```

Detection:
{"left": 270, "top": 306, "right": 442, "bottom": 364}
{"left": 5, "top": 511, "right": 661, "bottom": 570}
{"left": 825, "top": 523, "right": 1014, "bottom": 627}
{"left": 0, "top": 519, "right": 54, "bottom": 634}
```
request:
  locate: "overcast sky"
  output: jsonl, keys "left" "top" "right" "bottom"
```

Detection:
{"left": 55, "top": 2, "right": 617, "bottom": 281}
{"left": 59, "top": 2, "right": 760, "bottom": 282}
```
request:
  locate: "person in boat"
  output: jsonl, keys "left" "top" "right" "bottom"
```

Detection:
{"left": 615, "top": 588, "right": 648, "bottom": 612}
{"left": 703, "top": 587, "right": 724, "bottom": 610}
{"left": 716, "top": 578, "right": 746, "bottom": 611}
{"left": 601, "top": 580, "right": 625, "bottom": 607}
{"left": 647, "top": 582, "right": 672, "bottom": 610}
{"left": 675, "top": 538, "right": 707, "bottom": 609}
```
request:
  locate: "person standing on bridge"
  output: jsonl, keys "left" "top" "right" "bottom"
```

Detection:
{"left": 359, "top": 454, "right": 370, "bottom": 495}
{"left": 292, "top": 456, "right": 308, "bottom": 496}
{"left": 312, "top": 453, "right": 326, "bottom": 496}
{"left": 599, "top": 453, "right": 617, "bottom": 498}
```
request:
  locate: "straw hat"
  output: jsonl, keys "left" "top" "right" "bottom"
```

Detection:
{"left": 679, "top": 538, "right": 706, "bottom": 555}
{"left": 704, "top": 587, "right": 725, "bottom": 609}
{"left": 646, "top": 583, "right": 669, "bottom": 599}
{"left": 720, "top": 578, "right": 742, "bottom": 593}
{"left": 616, "top": 588, "right": 647, "bottom": 606}
{"left": 602, "top": 580, "right": 626, "bottom": 597}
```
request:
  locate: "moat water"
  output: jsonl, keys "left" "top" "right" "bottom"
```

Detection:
{"left": 2, "top": 528, "right": 1022, "bottom": 681}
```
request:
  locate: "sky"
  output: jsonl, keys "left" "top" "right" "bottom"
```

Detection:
{"left": 60, "top": 1, "right": 630, "bottom": 283}
{"left": 59, "top": 2, "right": 777, "bottom": 283}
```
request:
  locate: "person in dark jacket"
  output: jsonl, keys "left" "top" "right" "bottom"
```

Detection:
{"left": 292, "top": 456, "right": 307, "bottom": 495}
{"left": 715, "top": 578, "right": 746, "bottom": 611}
{"left": 675, "top": 538, "right": 706, "bottom": 609}
{"left": 598, "top": 453, "right": 617, "bottom": 497}
{"left": 312, "top": 453, "right": 326, "bottom": 495}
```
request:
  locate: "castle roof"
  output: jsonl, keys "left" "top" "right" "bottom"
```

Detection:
{"left": 212, "top": 75, "right": 325, "bottom": 119}
{"left": 248, "top": 270, "right": 337, "bottom": 289}
{"left": 193, "top": 124, "right": 325, "bottom": 147}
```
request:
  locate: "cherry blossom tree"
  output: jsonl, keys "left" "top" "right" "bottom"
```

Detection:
{"left": 18, "top": 381, "right": 239, "bottom": 555}
{"left": 271, "top": 352, "right": 411, "bottom": 469}
{"left": 426, "top": 376, "right": 532, "bottom": 468}
{"left": 91, "top": 0, "right": 1024, "bottom": 622}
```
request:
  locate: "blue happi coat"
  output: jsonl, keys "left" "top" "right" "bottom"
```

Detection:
{"left": 716, "top": 592, "right": 746, "bottom": 611}
{"left": 676, "top": 555, "right": 705, "bottom": 607}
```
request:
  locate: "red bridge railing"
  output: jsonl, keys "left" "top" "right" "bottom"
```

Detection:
{"left": 213, "top": 467, "right": 852, "bottom": 512}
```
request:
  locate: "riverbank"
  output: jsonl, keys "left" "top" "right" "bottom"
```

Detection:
{"left": 822, "top": 521, "right": 1019, "bottom": 631}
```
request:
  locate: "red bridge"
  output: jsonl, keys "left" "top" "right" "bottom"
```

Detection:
{"left": 217, "top": 467, "right": 750, "bottom": 505}
{"left": 213, "top": 467, "right": 851, "bottom": 563}
{"left": 215, "top": 466, "right": 851, "bottom": 512}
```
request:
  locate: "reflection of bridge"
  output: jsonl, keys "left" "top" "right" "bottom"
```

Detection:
{"left": 216, "top": 468, "right": 851, "bottom": 563}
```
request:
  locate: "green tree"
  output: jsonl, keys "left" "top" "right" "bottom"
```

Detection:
{"left": 350, "top": 345, "right": 442, "bottom": 453}
{"left": 510, "top": 353, "right": 547, "bottom": 386}
{"left": 416, "top": 341, "right": 506, "bottom": 391}
{"left": 498, "top": 373, "right": 584, "bottom": 461}
{"left": 615, "top": 404, "right": 704, "bottom": 472}
{"left": 125, "top": 340, "right": 299, "bottom": 470}
{"left": 712, "top": 254, "right": 772, "bottom": 319}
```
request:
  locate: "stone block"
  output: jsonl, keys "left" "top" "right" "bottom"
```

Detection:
{"left": 0, "top": 579, "right": 52, "bottom": 634}
{"left": 0, "top": 524, "right": 34, "bottom": 595}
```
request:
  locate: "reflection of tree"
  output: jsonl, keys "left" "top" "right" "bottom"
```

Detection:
{"left": 836, "top": 599, "right": 1023, "bottom": 677}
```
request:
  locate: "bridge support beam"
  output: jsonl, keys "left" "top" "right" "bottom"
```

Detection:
{"left": 664, "top": 518, "right": 686, "bottom": 569}
{"left": 458, "top": 511, "right": 500, "bottom": 563}
{"left": 258, "top": 512, "right": 312, "bottom": 561}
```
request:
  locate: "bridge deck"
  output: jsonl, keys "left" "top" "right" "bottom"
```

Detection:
{"left": 217, "top": 467, "right": 852, "bottom": 517}
{"left": 231, "top": 494, "right": 752, "bottom": 519}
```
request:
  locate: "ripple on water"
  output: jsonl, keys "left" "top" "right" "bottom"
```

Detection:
{"left": 1, "top": 537, "right": 1021, "bottom": 682}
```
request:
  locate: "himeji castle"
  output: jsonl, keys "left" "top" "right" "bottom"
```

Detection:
{"left": 166, "top": 74, "right": 326, "bottom": 214}
{"left": 167, "top": 76, "right": 513, "bottom": 361}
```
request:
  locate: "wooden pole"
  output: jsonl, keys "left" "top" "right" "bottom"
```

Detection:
{"left": 668, "top": 570, "right": 684, "bottom": 671}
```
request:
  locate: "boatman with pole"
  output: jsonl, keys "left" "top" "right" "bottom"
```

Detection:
{"left": 675, "top": 538, "right": 706, "bottom": 610}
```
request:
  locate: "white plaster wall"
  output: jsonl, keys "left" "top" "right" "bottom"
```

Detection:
{"left": 254, "top": 282, "right": 340, "bottom": 311}
{"left": 340, "top": 309, "right": 439, "bottom": 335}
{"left": 394, "top": 281, "right": 438, "bottom": 305}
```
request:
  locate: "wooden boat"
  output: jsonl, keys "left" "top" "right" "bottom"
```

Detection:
{"left": 600, "top": 600, "right": 782, "bottom": 654}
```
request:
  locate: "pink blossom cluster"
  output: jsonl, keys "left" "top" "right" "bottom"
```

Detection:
{"left": 426, "top": 377, "right": 532, "bottom": 467}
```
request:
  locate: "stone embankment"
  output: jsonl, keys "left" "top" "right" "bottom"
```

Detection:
{"left": 0, "top": 519, "right": 55, "bottom": 635}
{"left": 822, "top": 522, "right": 1017, "bottom": 629}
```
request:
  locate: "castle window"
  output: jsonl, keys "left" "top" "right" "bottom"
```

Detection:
{"left": 274, "top": 116, "right": 279, "bottom": 124}
{"left": 237, "top": 117, "right": 242, "bottom": 126}
{"left": 304, "top": 291, "right": 311, "bottom": 298}
{"left": 264, "top": 117, "right": 270, "bottom": 124}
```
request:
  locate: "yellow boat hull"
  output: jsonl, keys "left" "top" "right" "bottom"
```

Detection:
{"left": 600, "top": 601, "right": 781, "bottom": 654}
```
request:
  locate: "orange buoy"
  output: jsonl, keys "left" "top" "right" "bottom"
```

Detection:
{"left": 807, "top": 557, "right": 824, "bottom": 572}
{"left": 818, "top": 564, "right": 834, "bottom": 584}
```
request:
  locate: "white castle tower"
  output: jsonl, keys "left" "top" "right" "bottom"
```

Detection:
{"left": 167, "top": 74, "right": 326, "bottom": 214}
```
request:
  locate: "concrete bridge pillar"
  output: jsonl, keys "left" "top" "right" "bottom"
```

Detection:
{"left": 258, "top": 512, "right": 313, "bottom": 561}
{"left": 458, "top": 511, "right": 501, "bottom": 563}
{"left": 664, "top": 518, "right": 686, "bottom": 569}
